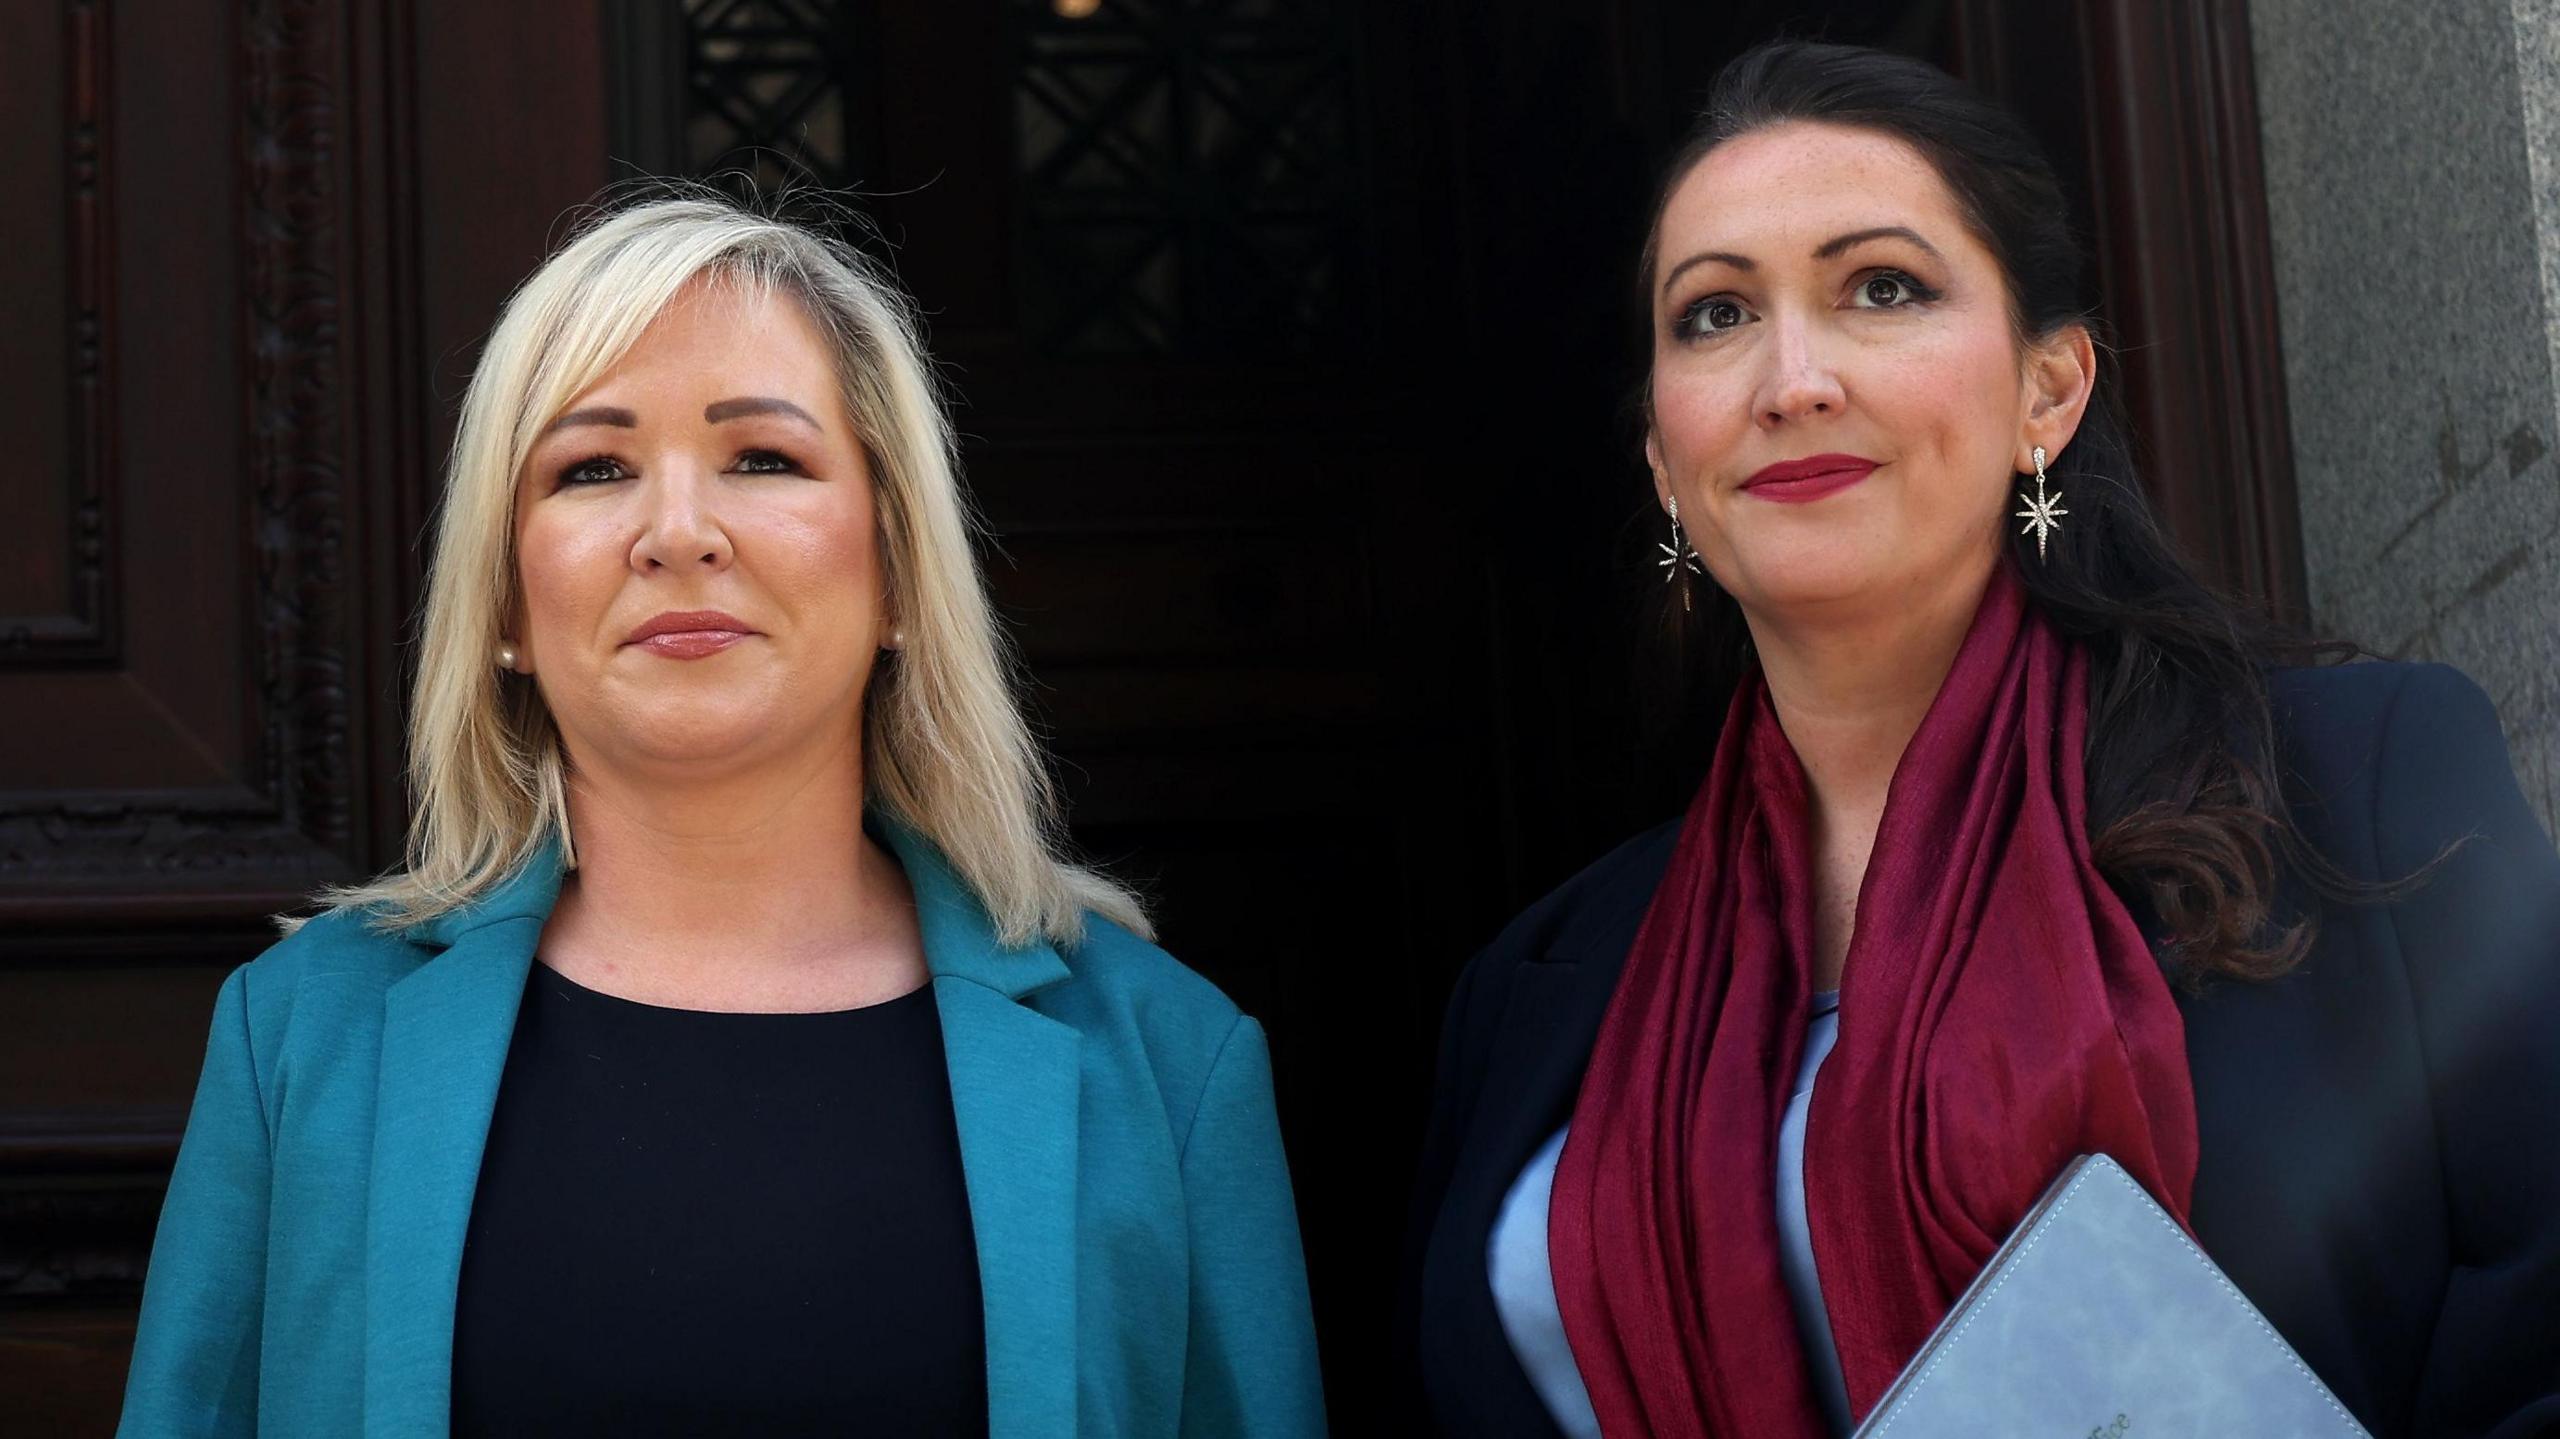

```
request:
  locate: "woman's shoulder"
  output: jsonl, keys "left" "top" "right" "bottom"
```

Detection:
{"left": 197, "top": 905, "right": 432, "bottom": 1084}
{"left": 2261, "top": 665, "right": 2560, "bottom": 1004}
{"left": 1047, "top": 911, "right": 1253, "bottom": 1065}
{"left": 235, "top": 904, "right": 432, "bottom": 1007}
{"left": 1477, "top": 820, "right": 1684, "bottom": 971}
{"left": 1038, "top": 914, "right": 1296, "bottom": 1154}
{"left": 2266, "top": 657, "right": 2483, "bottom": 746}
{"left": 2265, "top": 660, "right": 2528, "bottom": 851}
{"left": 1427, "top": 819, "right": 1684, "bottom": 1049}
{"left": 2264, "top": 656, "right": 2506, "bottom": 747}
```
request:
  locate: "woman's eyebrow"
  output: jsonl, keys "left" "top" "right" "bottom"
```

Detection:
{"left": 545, "top": 406, "right": 637, "bottom": 432}
{"left": 1660, "top": 251, "right": 1756, "bottom": 297}
{"left": 1659, "top": 225, "right": 1946, "bottom": 298}
{"left": 540, "top": 398, "right": 825, "bottom": 433}
{"left": 1812, "top": 225, "right": 1942, "bottom": 260}
{"left": 705, "top": 396, "right": 823, "bottom": 430}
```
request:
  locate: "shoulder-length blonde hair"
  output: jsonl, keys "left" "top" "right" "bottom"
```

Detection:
{"left": 313, "top": 192, "right": 1147, "bottom": 948}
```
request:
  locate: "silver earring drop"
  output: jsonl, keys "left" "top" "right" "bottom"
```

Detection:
{"left": 2015, "top": 445, "right": 2068, "bottom": 562}
{"left": 1658, "top": 495, "right": 1705, "bottom": 610}
{"left": 496, "top": 643, "right": 519, "bottom": 672}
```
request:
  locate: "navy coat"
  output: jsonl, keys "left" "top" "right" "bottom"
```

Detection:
{"left": 1405, "top": 661, "right": 2560, "bottom": 1438}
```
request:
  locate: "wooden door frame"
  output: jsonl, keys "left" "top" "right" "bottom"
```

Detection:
{"left": 1951, "top": 0, "right": 2309, "bottom": 620}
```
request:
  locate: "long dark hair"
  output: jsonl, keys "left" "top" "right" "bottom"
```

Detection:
{"left": 1640, "top": 40, "right": 2368, "bottom": 985}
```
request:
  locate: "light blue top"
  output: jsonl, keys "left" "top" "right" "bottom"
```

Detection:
{"left": 1490, "top": 991, "right": 1850, "bottom": 1436}
{"left": 118, "top": 818, "right": 1326, "bottom": 1438}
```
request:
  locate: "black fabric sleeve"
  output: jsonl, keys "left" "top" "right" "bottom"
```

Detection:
{"left": 1396, "top": 942, "right": 1508, "bottom": 1431}
{"left": 2375, "top": 664, "right": 2560, "bottom": 1439}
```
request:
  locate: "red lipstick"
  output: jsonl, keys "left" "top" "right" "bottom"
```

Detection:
{"left": 1740, "top": 454, "right": 1878, "bottom": 503}
{"left": 624, "top": 609, "right": 758, "bottom": 660}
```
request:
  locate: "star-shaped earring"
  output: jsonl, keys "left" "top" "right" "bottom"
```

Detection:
{"left": 2015, "top": 445, "right": 2068, "bottom": 561}
{"left": 1657, "top": 494, "right": 1706, "bottom": 612}
{"left": 1658, "top": 495, "right": 1705, "bottom": 581}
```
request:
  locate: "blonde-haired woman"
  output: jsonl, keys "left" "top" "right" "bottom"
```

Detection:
{"left": 118, "top": 195, "right": 1325, "bottom": 1438}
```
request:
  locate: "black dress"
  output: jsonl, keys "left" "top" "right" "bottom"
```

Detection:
{"left": 451, "top": 960, "right": 988, "bottom": 1437}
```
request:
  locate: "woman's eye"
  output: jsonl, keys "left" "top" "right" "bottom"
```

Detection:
{"left": 1676, "top": 296, "right": 1755, "bottom": 340}
{"left": 1851, "top": 270, "right": 1934, "bottom": 308}
{"left": 559, "top": 457, "right": 627, "bottom": 487}
{"left": 733, "top": 450, "right": 801, "bottom": 475}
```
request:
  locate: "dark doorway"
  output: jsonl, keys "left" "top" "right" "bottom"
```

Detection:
{"left": 592, "top": 0, "right": 2297, "bottom": 1417}
{"left": 0, "top": 0, "right": 2295, "bottom": 1428}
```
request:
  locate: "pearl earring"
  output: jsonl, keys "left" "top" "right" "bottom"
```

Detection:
{"left": 496, "top": 643, "right": 518, "bottom": 671}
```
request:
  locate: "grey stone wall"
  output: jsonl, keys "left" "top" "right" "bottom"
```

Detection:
{"left": 2248, "top": 0, "right": 2560, "bottom": 834}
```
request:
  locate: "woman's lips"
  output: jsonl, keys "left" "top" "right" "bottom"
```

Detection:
{"left": 624, "top": 608, "right": 757, "bottom": 659}
{"left": 633, "top": 630, "right": 752, "bottom": 659}
{"left": 1740, "top": 455, "right": 1879, "bottom": 504}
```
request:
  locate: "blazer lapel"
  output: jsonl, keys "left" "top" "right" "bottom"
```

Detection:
{"left": 1428, "top": 829, "right": 1674, "bottom": 1437}
{"left": 884, "top": 820, "right": 1083, "bottom": 1439}
{"left": 363, "top": 847, "right": 561, "bottom": 1436}
{"left": 934, "top": 980, "right": 1082, "bottom": 1438}
{"left": 1459, "top": 850, "right": 1666, "bottom": 1207}
{"left": 350, "top": 823, "right": 1080, "bottom": 1436}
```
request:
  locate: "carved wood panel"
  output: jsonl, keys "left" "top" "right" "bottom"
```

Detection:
{"left": 0, "top": 0, "right": 365, "bottom": 924}
{"left": 0, "top": 0, "right": 609, "bottom": 1425}
{"left": 0, "top": 0, "right": 116, "bottom": 662}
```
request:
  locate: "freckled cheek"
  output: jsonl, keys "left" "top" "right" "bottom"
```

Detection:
{"left": 1648, "top": 367, "right": 1755, "bottom": 475}
{"left": 1887, "top": 339, "right": 2007, "bottom": 421}
{"left": 1867, "top": 336, "right": 2021, "bottom": 505}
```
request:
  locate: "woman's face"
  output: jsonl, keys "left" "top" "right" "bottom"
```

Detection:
{"left": 511, "top": 278, "right": 889, "bottom": 782}
{"left": 1645, "top": 121, "right": 2086, "bottom": 627}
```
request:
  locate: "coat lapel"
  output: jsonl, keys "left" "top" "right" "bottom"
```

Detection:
{"left": 349, "top": 824, "right": 1078, "bottom": 1436}
{"left": 363, "top": 847, "right": 560, "bottom": 1436}
{"left": 884, "top": 821, "right": 1084, "bottom": 1439}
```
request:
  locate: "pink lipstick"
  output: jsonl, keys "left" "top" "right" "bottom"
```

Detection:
{"left": 624, "top": 609, "right": 758, "bottom": 660}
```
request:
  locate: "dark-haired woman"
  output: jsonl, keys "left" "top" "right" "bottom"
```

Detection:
{"left": 1405, "top": 40, "right": 2560, "bottom": 1439}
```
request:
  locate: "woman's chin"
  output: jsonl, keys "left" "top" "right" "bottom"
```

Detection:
{"left": 1720, "top": 518, "right": 1994, "bottom": 619}
{"left": 589, "top": 708, "right": 800, "bottom": 775}
{"left": 1725, "top": 554, "right": 1896, "bottom": 617}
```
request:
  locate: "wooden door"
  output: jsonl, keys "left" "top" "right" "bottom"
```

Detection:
{"left": 0, "top": 0, "right": 614, "bottom": 1424}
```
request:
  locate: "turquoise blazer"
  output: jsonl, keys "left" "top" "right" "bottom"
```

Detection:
{"left": 118, "top": 823, "right": 1326, "bottom": 1437}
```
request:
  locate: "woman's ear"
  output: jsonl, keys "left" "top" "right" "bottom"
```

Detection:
{"left": 2019, "top": 324, "right": 2097, "bottom": 472}
{"left": 501, "top": 591, "right": 533, "bottom": 673}
{"left": 875, "top": 541, "right": 902, "bottom": 651}
{"left": 1645, "top": 430, "right": 1671, "bottom": 509}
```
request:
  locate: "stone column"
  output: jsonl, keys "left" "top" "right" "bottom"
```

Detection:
{"left": 2249, "top": 0, "right": 2560, "bottom": 832}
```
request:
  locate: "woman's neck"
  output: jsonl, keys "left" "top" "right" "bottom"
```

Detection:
{"left": 535, "top": 738, "right": 924, "bottom": 1011}
{"left": 1746, "top": 567, "right": 1994, "bottom": 990}
{"left": 1747, "top": 565, "right": 1992, "bottom": 821}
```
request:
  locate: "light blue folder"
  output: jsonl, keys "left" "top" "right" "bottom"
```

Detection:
{"left": 1851, "top": 1154, "right": 2370, "bottom": 1438}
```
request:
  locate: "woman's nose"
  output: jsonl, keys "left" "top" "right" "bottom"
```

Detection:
{"left": 628, "top": 464, "right": 735, "bottom": 573}
{"left": 1755, "top": 316, "right": 1848, "bottom": 428}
